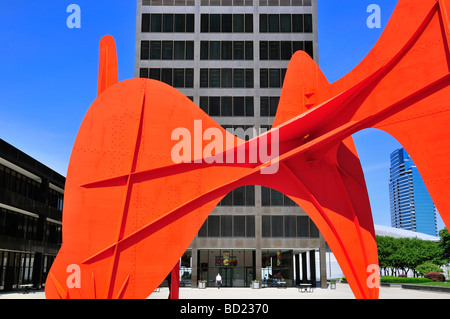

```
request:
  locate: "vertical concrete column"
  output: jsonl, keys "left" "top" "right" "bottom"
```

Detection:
{"left": 309, "top": 250, "right": 316, "bottom": 287}
{"left": 301, "top": 252, "right": 307, "bottom": 283}
{"left": 319, "top": 235, "right": 327, "bottom": 288}
{"left": 191, "top": 246, "right": 198, "bottom": 288}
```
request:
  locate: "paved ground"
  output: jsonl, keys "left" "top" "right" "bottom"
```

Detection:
{"left": 1, "top": 283, "right": 449, "bottom": 299}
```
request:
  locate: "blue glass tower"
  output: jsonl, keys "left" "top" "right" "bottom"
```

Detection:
{"left": 389, "top": 148, "right": 437, "bottom": 236}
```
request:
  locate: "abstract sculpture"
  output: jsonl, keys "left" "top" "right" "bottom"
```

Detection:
{"left": 45, "top": 0, "right": 450, "bottom": 299}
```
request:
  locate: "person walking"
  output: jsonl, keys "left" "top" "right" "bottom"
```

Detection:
{"left": 215, "top": 273, "right": 222, "bottom": 289}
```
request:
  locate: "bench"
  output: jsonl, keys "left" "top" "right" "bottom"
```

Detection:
{"left": 276, "top": 281, "right": 287, "bottom": 289}
{"left": 18, "top": 284, "right": 35, "bottom": 294}
{"left": 298, "top": 283, "right": 313, "bottom": 293}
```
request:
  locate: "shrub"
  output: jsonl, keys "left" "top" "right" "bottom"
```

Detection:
{"left": 424, "top": 272, "right": 446, "bottom": 282}
{"left": 397, "top": 274, "right": 407, "bottom": 277}
{"left": 416, "top": 261, "right": 443, "bottom": 276}
{"left": 380, "top": 276, "right": 432, "bottom": 284}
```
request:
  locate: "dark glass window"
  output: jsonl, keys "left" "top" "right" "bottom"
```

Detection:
{"left": 305, "top": 41, "right": 314, "bottom": 58}
{"left": 210, "top": 41, "right": 220, "bottom": 60}
{"left": 209, "top": 69, "right": 220, "bottom": 88}
{"left": 245, "top": 69, "right": 254, "bottom": 88}
{"left": 201, "top": 14, "right": 209, "bottom": 32}
{"left": 222, "top": 14, "right": 232, "bottom": 32}
{"left": 245, "top": 184, "right": 255, "bottom": 205}
{"left": 280, "top": 14, "right": 291, "bottom": 32}
{"left": 208, "top": 216, "right": 220, "bottom": 237}
{"left": 268, "top": 14, "right": 279, "bottom": 32}
{"left": 150, "top": 41, "right": 161, "bottom": 59}
{"left": 272, "top": 216, "right": 283, "bottom": 237}
{"left": 285, "top": 216, "right": 296, "bottom": 237}
{"left": 233, "top": 186, "right": 245, "bottom": 205}
{"left": 174, "top": 14, "right": 185, "bottom": 32}
{"left": 293, "top": 41, "right": 304, "bottom": 53}
{"left": 221, "top": 97, "right": 233, "bottom": 116}
{"left": 270, "top": 97, "right": 279, "bottom": 116}
{"left": 161, "top": 68, "right": 172, "bottom": 85}
{"left": 292, "top": 14, "right": 303, "bottom": 32}
{"left": 173, "top": 69, "right": 185, "bottom": 87}
{"left": 185, "top": 69, "right": 194, "bottom": 88}
{"left": 163, "top": 14, "right": 173, "bottom": 32}
{"left": 233, "top": 216, "right": 245, "bottom": 237}
{"left": 222, "top": 41, "right": 232, "bottom": 60}
{"left": 260, "top": 97, "right": 269, "bottom": 116}
{"left": 234, "top": 14, "right": 244, "bottom": 32}
{"left": 149, "top": 68, "right": 160, "bottom": 80}
{"left": 142, "top": 14, "right": 150, "bottom": 32}
{"left": 262, "top": 215, "right": 271, "bottom": 237}
{"left": 200, "top": 69, "right": 208, "bottom": 88}
{"left": 271, "top": 188, "right": 283, "bottom": 206}
{"left": 269, "top": 69, "right": 281, "bottom": 88}
{"left": 186, "top": 14, "right": 194, "bottom": 32}
{"left": 269, "top": 41, "right": 280, "bottom": 60}
{"left": 209, "top": 97, "right": 221, "bottom": 116}
{"left": 260, "top": 41, "right": 268, "bottom": 60}
{"left": 281, "top": 41, "right": 292, "bottom": 60}
{"left": 260, "top": 14, "right": 268, "bottom": 32}
{"left": 221, "top": 215, "right": 232, "bottom": 237}
{"left": 245, "top": 14, "right": 253, "bottom": 33}
{"left": 304, "top": 14, "right": 313, "bottom": 33}
{"left": 140, "top": 68, "right": 149, "bottom": 78}
{"left": 210, "top": 14, "right": 220, "bottom": 32}
{"left": 233, "top": 69, "right": 244, "bottom": 88}
{"left": 200, "top": 41, "right": 209, "bottom": 60}
{"left": 260, "top": 69, "right": 268, "bottom": 88}
{"left": 233, "top": 97, "right": 245, "bottom": 116}
{"left": 151, "top": 14, "right": 162, "bottom": 32}
{"left": 245, "top": 41, "right": 253, "bottom": 60}
{"left": 246, "top": 216, "right": 255, "bottom": 237}
{"left": 297, "top": 216, "right": 309, "bottom": 237}
{"left": 186, "top": 41, "right": 194, "bottom": 60}
{"left": 221, "top": 69, "right": 232, "bottom": 88}
{"left": 141, "top": 41, "right": 149, "bottom": 60}
{"left": 174, "top": 41, "right": 185, "bottom": 60}
{"left": 162, "top": 41, "right": 173, "bottom": 59}
{"left": 234, "top": 41, "right": 244, "bottom": 60}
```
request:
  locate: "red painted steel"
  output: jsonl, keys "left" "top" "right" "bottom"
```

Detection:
{"left": 45, "top": 0, "right": 450, "bottom": 299}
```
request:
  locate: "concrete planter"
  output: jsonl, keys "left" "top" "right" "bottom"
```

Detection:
{"left": 251, "top": 282, "right": 260, "bottom": 289}
{"left": 198, "top": 281, "right": 207, "bottom": 289}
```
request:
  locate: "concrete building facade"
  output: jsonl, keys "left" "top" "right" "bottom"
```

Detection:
{"left": 135, "top": 0, "right": 327, "bottom": 288}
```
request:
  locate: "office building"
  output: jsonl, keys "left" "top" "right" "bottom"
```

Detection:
{"left": 0, "top": 139, "right": 64, "bottom": 291}
{"left": 389, "top": 148, "right": 437, "bottom": 236}
{"left": 135, "top": 0, "right": 326, "bottom": 288}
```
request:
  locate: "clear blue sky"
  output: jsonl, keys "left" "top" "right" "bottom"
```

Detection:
{"left": 0, "top": 1, "right": 444, "bottom": 230}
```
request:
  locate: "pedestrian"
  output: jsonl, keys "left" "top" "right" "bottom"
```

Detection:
{"left": 216, "top": 273, "right": 222, "bottom": 289}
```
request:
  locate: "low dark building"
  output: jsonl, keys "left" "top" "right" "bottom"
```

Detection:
{"left": 0, "top": 139, "right": 64, "bottom": 291}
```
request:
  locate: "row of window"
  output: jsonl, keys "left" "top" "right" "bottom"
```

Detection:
{"left": 0, "top": 164, "right": 42, "bottom": 203}
{"left": 260, "top": 14, "right": 312, "bottom": 33}
{"left": 140, "top": 68, "right": 194, "bottom": 88}
{"left": 0, "top": 208, "right": 62, "bottom": 245}
{"left": 141, "top": 13, "right": 195, "bottom": 33}
{"left": 260, "top": 68, "right": 287, "bottom": 88}
{"left": 198, "top": 215, "right": 256, "bottom": 237}
{"left": 141, "top": 41, "right": 194, "bottom": 60}
{"left": 140, "top": 40, "right": 313, "bottom": 61}
{"left": 0, "top": 164, "right": 64, "bottom": 211}
{"left": 142, "top": 0, "right": 312, "bottom": 6}
{"left": 141, "top": 13, "right": 313, "bottom": 33}
{"left": 197, "top": 215, "right": 319, "bottom": 238}
{"left": 218, "top": 185, "right": 255, "bottom": 206}
{"left": 201, "top": 14, "right": 253, "bottom": 33}
{"left": 0, "top": 208, "right": 39, "bottom": 241}
{"left": 262, "top": 215, "right": 319, "bottom": 238}
{"left": 260, "top": 41, "right": 313, "bottom": 60}
{"left": 200, "top": 68, "right": 254, "bottom": 88}
{"left": 200, "top": 96, "right": 254, "bottom": 117}
{"left": 200, "top": 41, "right": 253, "bottom": 60}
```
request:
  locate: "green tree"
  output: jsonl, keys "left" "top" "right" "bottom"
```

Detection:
{"left": 416, "top": 261, "right": 443, "bottom": 276}
{"left": 438, "top": 227, "right": 450, "bottom": 264}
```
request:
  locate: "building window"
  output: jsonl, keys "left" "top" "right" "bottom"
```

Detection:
{"left": 140, "top": 68, "right": 194, "bottom": 88}
{"left": 142, "top": 13, "right": 195, "bottom": 33}
{"left": 198, "top": 215, "right": 256, "bottom": 238}
{"left": 141, "top": 41, "right": 194, "bottom": 60}
{"left": 201, "top": 14, "right": 253, "bottom": 33}
{"left": 200, "top": 97, "right": 254, "bottom": 117}
{"left": 261, "top": 186, "right": 297, "bottom": 206}
{"left": 200, "top": 41, "right": 253, "bottom": 60}
{"left": 262, "top": 215, "right": 319, "bottom": 238}
{"left": 260, "top": 69, "right": 287, "bottom": 88}
{"left": 260, "top": 41, "right": 313, "bottom": 60}
{"left": 260, "top": 14, "right": 312, "bottom": 33}
{"left": 200, "top": 69, "right": 254, "bottom": 88}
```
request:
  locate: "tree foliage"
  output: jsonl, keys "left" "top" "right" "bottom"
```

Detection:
{"left": 376, "top": 233, "right": 446, "bottom": 277}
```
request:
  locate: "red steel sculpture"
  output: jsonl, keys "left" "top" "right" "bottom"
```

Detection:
{"left": 45, "top": 0, "right": 450, "bottom": 299}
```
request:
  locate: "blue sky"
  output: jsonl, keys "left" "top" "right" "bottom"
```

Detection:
{"left": 0, "top": 1, "right": 444, "bottom": 230}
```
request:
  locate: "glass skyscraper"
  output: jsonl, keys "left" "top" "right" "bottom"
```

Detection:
{"left": 389, "top": 148, "right": 437, "bottom": 236}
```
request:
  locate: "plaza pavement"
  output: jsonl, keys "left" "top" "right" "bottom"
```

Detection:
{"left": 0, "top": 283, "right": 449, "bottom": 299}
